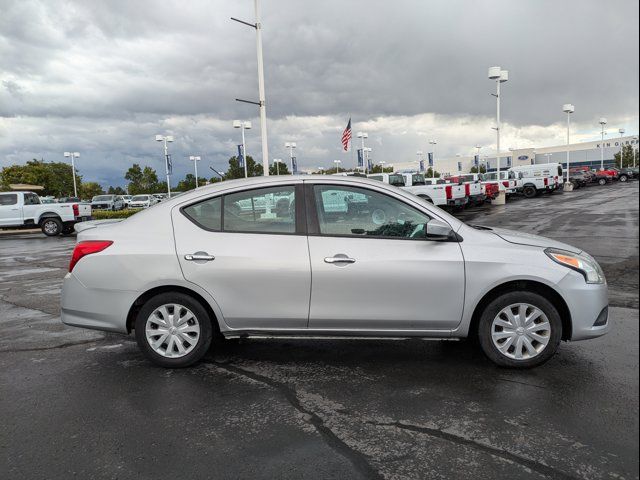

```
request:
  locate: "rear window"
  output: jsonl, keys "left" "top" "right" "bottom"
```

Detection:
{"left": 389, "top": 175, "right": 406, "bottom": 187}
{"left": 183, "top": 197, "right": 222, "bottom": 231}
{"left": 0, "top": 194, "right": 18, "bottom": 206}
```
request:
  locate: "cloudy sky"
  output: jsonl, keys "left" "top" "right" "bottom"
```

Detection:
{"left": 1, "top": 0, "right": 638, "bottom": 187}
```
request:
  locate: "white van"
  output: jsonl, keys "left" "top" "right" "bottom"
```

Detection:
{"left": 509, "top": 163, "right": 563, "bottom": 198}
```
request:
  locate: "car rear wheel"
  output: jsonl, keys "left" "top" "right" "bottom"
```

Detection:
{"left": 477, "top": 291, "right": 562, "bottom": 368}
{"left": 522, "top": 186, "right": 537, "bottom": 198}
{"left": 41, "top": 217, "right": 62, "bottom": 236}
{"left": 135, "top": 292, "right": 213, "bottom": 368}
{"left": 598, "top": 178, "right": 607, "bottom": 186}
{"left": 619, "top": 175, "right": 628, "bottom": 182}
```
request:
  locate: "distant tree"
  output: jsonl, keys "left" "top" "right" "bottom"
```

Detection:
{"left": 125, "top": 164, "right": 144, "bottom": 194}
{"left": 613, "top": 144, "right": 638, "bottom": 168}
{"left": 224, "top": 156, "right": 263, "bottom": 180}
{"left": 269, "top": 162, "right": 291, "bottom": 176}
{"left": 0, "top": 159, "right": 81, "bottom": 197}
{"left": 425, "top": 168, "right": 441, "bottom": 178}
{"left": 470, "top": 165, "right": 487, "bottom": 174}
{"left": 107, "top": 186, "right": 127, "bottom": 195}
{"left": 80, "top": 182, "right": 104, "bottom": 199}
{"left": 175, "top": 173, "right": 208, "bottom": 192}
{"left": 368, "top": 165, "right": 394, "bottom": 174}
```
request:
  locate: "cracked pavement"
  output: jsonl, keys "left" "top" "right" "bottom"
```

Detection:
{"left": 0, "top": 182, "right": 638, "bottom": 479}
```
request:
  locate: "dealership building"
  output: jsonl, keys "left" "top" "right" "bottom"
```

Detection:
{"left": 392, "top": 134, "right": 639, "bottom": 176}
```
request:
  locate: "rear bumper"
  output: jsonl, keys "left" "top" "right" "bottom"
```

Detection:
{"left": 469, "top": 194, "right": 487, "bottom": 204}
{"left": 556, "top": 272, "right": 610, "bottom": 341}
{"left": 61, "top": 273, "right": 135, "bottom": 334}
{"left": 447, "top": 197, "right": 469, "bottom": 207}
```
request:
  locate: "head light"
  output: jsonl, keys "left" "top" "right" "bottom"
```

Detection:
{"left": 545, "top": 248, "right": 606, "bottom": 284}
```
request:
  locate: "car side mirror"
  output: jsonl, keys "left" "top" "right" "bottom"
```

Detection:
{"left": 426, "top": 219, "right": 455, "bottom": 241}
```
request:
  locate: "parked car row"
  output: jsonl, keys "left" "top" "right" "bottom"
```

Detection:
{"left": 365, "top": 162, "right": 636, "bottom": 211}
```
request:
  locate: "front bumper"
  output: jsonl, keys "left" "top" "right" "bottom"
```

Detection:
{"left": 557, "top": 272, "right": 610, "bottom": 341}
{"left": 61, "top": 273, "right": 137, "bottom": 334}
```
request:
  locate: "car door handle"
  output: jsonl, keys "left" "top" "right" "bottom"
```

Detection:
{"left": 324, "top": 256, "right": 356, "bottom": 264}
{"left": 184, "top": 253, "right": 215, "bottom": 262}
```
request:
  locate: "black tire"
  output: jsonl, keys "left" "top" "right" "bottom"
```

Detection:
{"left": 135, "top": 292, "right": 214, "bottom": 368}
{"left": 522, "top": 186, "right": 537, "bottom": 198}
{"left": 598, "top": 178, "right": 607, "bottom": 186}
{"left": 61, "top": 224, "right": 75, "bottom": 236}
{"left": 477, "top": 291, "right": 563, "bottom": 369}
{"left": 619, "top": 175, "right": 628, "bottom": 183}
{"left": 40, "top": 217, "right": 62, "bottom": 236}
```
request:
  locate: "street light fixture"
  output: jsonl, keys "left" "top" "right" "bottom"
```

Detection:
{"left": 189, "top": 156, "right": 201, "bottom": 188}
{"left": 284, "top": 142, "right": 296, "bottom": 173}
{"left": 155, "top": 135, "right": 174, "bottom": 197}
{"left": 488, "top": 66, "right": 508, "bottom": 204}
{"left": 357, "top": 132, "right": 368, "bottom": 173}
{"left": 318, "top": 166, "right": 325, "bottom": 175}
{"left": 599, "top": 118, "right": 608, "bottom": 170}
{"left": 63, "top": 152, "right": 80, "bottom": 198}
{"left": 379, "top": 160, "right": 386, "bottom": 173}
{"left": 233, "top": 120, "right": 252, "bottom": 178}
{"left": 562, "top": 104, "right": 575, "bottom": 188}
{"left": 618, "top": 128, "right": 626, "bottom": 168}
{"left": 333, "top": 159, "right": 341, "bottom": 174}
{"left": 273, "top": 158, "right": 283, "bottom": 175}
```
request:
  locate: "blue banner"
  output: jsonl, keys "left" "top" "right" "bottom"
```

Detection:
{"left": 237, "top": 145, "right": 244, "bottom": 168}
{"left": 428, "top": 152, "right": 434, "bottom": 167}
{"left": 367, "top": 159, "right": 373, "bottom": 172}
{"left": 419, "top": 160, "right": 425, "bottom": 172}
{"left": 292, "top": 157, "right": 298, "bottom": 173}
{"left": 357, "top": 149, "right": 364, "bottom": 168}
{"left": 506, "top": 156, "right": 512, "bottom": 167}
{"left": 473, "top": 155, "right": 479, "bottom": 166}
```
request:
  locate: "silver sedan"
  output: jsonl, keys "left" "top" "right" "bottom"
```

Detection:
{"left": 61, "top": 175, "right": 610, "bottom": 368}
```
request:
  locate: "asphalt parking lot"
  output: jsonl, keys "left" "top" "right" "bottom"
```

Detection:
{"left": 1, "top": 182, "right": 638, "bottom": 480}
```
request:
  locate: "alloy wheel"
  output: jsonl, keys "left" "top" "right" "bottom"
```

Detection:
{"left": 145, "top": 304, "right": 201, "bottom": 358}
{"left": 491, "top": 303, "right": 551, "bottom": 360}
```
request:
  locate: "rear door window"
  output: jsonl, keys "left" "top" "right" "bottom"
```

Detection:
{"left": 0, "top": 194, "right": 18, "bottom": 206}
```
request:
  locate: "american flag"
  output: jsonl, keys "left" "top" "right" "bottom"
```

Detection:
{"left": 341, "top": 118, "right": 352, "bottom": 151}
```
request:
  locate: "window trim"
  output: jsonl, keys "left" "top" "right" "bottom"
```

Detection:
{"left": 304, "top": 183, "right": 436, "bottom": 242}
{"left": 179, "top": 184, "right": 305, "bottom": 236}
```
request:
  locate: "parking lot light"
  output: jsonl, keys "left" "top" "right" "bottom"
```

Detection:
{"left": 429, "top": 140, "right": 437, "bottom": 178}
{"left": 599, "top": 118, "right": 608, "bottom": 170}
{"left": 488, "top": 66, "right": 508, "bottom": 205}
{"left": 284, "top": 142, "right": 296, "bottom": 173}
{"left": 357, "top": 132, "right": 369, "bottom": 173}
{"left": 619, "top": 128, "right": 626, "bottom": 168}
{"left": 63, "top": 152, "right": 80, "bottom": 198}
{"left": 334, "top": 159, "right": 341, "bottom": 174}
{"left": 562, "top": 104, "right": 575, "bottom": 189}
{"left": 234, "top": 121, "right": 252, "bottom": 178}
{"left": 189, "top": 156, "right": 201, "bottom": 188}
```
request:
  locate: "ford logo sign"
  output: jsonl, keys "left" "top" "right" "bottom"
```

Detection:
{"left": 518, "top": 155, "right": 529, "bottom": 161}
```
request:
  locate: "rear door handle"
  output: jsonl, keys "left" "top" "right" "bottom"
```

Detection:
{"left": 324, "top": 255, "right": 356, "bottom": 264}
{"left": 184, "top": 253, "right": 215, "bottom": 262}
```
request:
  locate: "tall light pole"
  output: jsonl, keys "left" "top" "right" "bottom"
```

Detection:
{"left": 379, "top": 160, "right": 386, "bottom": 173}
{"left": 63, "top": 152, "right": 80, "bottom": 197}
{"left": 356, "top": 132, "right": 368, "bottom": 173}
{"left": 318, "top": 166, "right": 325, "bottom": 175}
{"left": 619, "top": 128, "right": 626, "bottom": 168}
{"left": 189, "top": 156, "right": 201, "bottom": 188}
{"left": 599, "top": 118, "right": 608, "bottom": 170}
{"left": 231, "top": 0, "right": 270, "bottom": 175}
{"left": 334, "top": 159, "right": 341, "bottom": 174}
{"left": 285, "top": 142, "right": 296, "bottom": 173}
{"left": 634, "top": 136, "right": 638, "bottom": 168}
{"left": 429, "top": 140, "right": 437, "bottom": 178}
{"left": 416, "top": 150, "right": 424, "bottom": 172}
{"left": 562, "top": 104, "right": 575, "bottom": 188}
{"left": 233, "top": 120, "right": 252, "bottom": 178}
{"left": 273, "top": 158, "right": 282, "bottom": 175}
{"left": 155, "top": 135, "right": 174, "bottom": 197}
{"left": 488, "top": 66, "right": 508, "bottom": 205}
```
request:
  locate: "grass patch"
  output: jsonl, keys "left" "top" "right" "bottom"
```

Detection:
{"left": 92, "top": 208, "right": 143, "bottom": 220}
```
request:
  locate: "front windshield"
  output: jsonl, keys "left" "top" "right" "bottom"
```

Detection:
{"left": 389, "top": 175, "right": 406, "bottom": 187}
{"left": 131, "top": 195, "right": 148, "bottom": 201}
{"left": 93, "top": 195, "right": 113, "bottom": 201}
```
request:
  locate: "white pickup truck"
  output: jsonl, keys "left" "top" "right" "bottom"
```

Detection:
{"left": 368, "top": 173, "right": 468, "bottom": 209}
{"left": 483, "top": 171, "right": 522, "bottom": 195}
{"left": 0, "top": 191, "right": 92, "bottom": 236}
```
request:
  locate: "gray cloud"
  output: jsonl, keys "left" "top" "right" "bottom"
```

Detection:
{"left": 0, "top": 0, "right": 638, "bottom": 187}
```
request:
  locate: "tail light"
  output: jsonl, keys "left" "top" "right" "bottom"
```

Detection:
{"left": 502, "top": 181, "right": 509, "bottom": 188}
{"left": 445, "top": 185, "right": 453, "bottom": 200}
{"left": 69, "top": 241, "right": 113, "bottom": 272}
{"left": 544, "top": 177, "right": 549, "bottom": 186}
{"left": 465, "top": 184, "right": 470, "bottom": 195}
{"left": 72, "top": 204, "right": 79, "bottom": 217}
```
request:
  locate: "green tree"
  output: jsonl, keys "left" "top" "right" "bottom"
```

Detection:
{"left": 125, "top": 164, "right": 160, "bottom": 194}
{"left": 470, "top": 165, "right": 487, "bottom": 174}
{"left": 269, "top": 162, "right": 291, "bottom": 176}
{"left": 107, "top": 186, "right": 126, "bottom": 195}
{"left": 125, "top": 164, "right": 144, "bottom": 194}
{"left": 175, "top": 173, "right": 208, "bottom": 192}
{"left": 613, "top": 144, "right": 639, "bottom": 168}
{"left": 425, "top": 168, "right": 441, "bottom": 178}
{"left": 80, "top": 182, "right": 104, "bottom": 199}
{"left": 224, "top": 156, "right": 263, "bottom": 180}
{"left": 368, "top": 165, "right": 393, "bottom": 174}
{"left": 1, "top": 159, "right": 81, "bottom": 196}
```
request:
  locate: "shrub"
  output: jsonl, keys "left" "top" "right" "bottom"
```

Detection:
{"left": 92, "top": 208, "right": 143, "bottom": 220}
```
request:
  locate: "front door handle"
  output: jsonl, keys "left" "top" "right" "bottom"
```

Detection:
{"left": 184, "top": 253, "right": 215, "bottom": 262}
{"left": 324, "top": 255, "right": 356, "bottom": 264}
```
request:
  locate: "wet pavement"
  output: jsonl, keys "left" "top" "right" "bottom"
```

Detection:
{"left": 0, "top": 182, "right": 638, "bottom": 479}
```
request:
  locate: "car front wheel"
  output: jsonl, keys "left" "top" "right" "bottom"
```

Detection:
{"left": 522, "top": 186, "right": 537, "bottom": 198}
{"left": 477, "top": 291, "right": 562, "bottom": 368}
{"left": 619, "top": 175, "right": 628, "bottom": 182}
{"left": 598, "top": 178, "right": 607, "bottom": 186}
{"left": 135, "top": 292, "right": 213, "bottom": 368}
